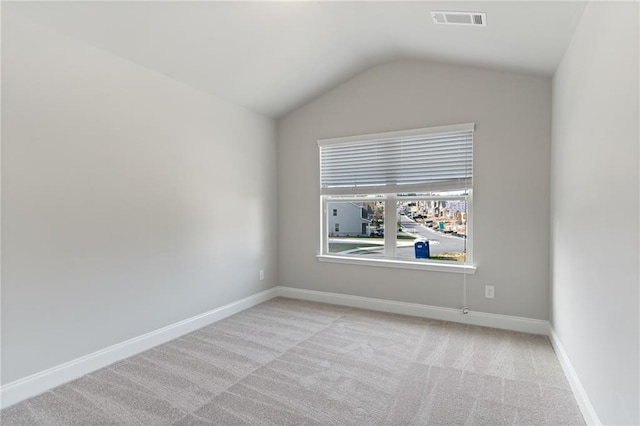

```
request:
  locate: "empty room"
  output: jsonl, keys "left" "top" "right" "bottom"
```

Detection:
{"left": 1, "top": 1, "right": 638, "bottom": 425}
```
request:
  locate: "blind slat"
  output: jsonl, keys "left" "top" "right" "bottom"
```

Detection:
{"left": 319, "top": 126, "right": 473, "bottom": 193}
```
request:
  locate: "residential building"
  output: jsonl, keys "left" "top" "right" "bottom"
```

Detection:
{"left": 327, "top": 202, "right": 371, "bottom": 236}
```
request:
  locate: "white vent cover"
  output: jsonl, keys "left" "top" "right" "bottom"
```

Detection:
{"left": 431, "top": 11, "right": 486, "bottom": 26}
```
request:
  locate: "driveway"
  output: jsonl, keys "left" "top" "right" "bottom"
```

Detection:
{"left": 399, "top": 215, "right": 466, "bottom": 255}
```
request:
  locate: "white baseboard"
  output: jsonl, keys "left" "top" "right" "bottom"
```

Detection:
{"left": 548, "top": 327, "right": 601, "bottom": 426}
{"left": 0, "top": 287, "right": 278, "bottom": 409}
{"left": 274, "top": 286, "right": 550, "bottom": 335}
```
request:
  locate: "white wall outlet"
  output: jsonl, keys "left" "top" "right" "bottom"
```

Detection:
{"left": 485, "top": 285, "right": 495, "bottom": 299}
{"left": 259, "top": 269, "right": 264, "bottom": 281}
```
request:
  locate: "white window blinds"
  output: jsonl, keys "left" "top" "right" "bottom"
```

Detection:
{"left": 318, "top": 123, "right": 474, "bottom": 195}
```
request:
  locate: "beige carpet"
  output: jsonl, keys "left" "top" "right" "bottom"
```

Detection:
{"left": 1, "top": 297, "right": 584, "bottom": 425}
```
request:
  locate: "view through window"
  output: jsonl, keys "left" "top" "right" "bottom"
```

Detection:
{"left": 325, "top": 192, "right": 469, "bottom": 262}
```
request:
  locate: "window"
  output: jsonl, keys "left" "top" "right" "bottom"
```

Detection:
{"left": 318, "top": 123, "right": 475, "bottom": 273}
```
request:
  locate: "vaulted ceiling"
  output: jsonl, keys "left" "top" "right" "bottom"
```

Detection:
{"left": 4, "top": 1, "right": 587, "bottom": 118}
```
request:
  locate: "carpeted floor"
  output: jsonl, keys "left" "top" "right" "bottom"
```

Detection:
{"left": 1, "top": 297, "right": 584, "bottom": 425}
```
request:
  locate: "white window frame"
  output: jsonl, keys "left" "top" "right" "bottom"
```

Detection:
{"left": 317, "top": 124, "right": 477, "bottom": 274}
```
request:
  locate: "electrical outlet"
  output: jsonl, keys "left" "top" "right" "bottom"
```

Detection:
{"left": 259, "top": 269, "right": 264, "bottom": 281}
{"left": 485, "top": 285, "right": 495, "bottom": 299}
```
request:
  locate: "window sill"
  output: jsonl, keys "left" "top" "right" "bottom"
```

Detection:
{"left": 316, "top": 254, "right": 477, "bottom": 274}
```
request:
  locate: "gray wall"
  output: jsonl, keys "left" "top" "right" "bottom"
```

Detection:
{"left": 551, "top": 2, "right": 639, "bottom": 424}
{"left": 277, "top": 60, "right": 552, "bottom": 319}
{"left": 1, "top": 12, "right": 277, "bottom": 384}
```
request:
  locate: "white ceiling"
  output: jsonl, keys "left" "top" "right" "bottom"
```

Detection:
{"left": 5, "top": 1, "right": 587, "bottom": 118}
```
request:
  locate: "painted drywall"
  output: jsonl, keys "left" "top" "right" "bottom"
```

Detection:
{"left": 550, "top": 2, "right": 639, "bottom": 424}
{"left": 4, "top": 2, "right": 586, "bottom": 118}
{"left": 277, "top": 59, "right": 552, "bottom": 320}
{"left": 1, "top": 11, "right": 277, "bottom": 385}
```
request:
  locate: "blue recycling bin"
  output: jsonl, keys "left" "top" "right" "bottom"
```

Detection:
{"left": 414, "top": 239, "right": 430, "bottom": 259}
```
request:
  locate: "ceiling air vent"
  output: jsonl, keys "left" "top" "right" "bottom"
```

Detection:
{"left": 431, "top": 11, "right": 487, "bottom": 27}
